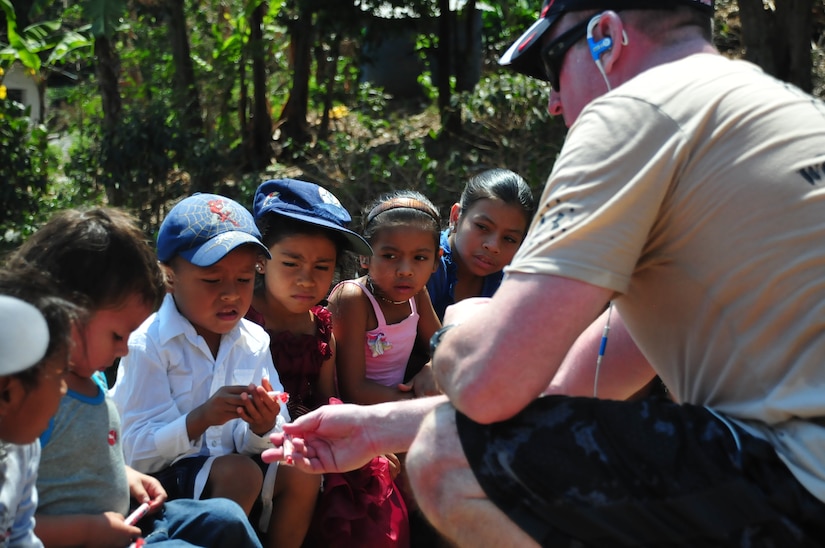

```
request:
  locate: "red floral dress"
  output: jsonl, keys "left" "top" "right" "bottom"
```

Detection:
{"left": 245, "top": 305, "right": 332, "bottom": 419}
{"left": 247, "top": 305, "right": 409, "bottom": 547}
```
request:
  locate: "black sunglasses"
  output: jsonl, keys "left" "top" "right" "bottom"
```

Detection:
{"left": 540, "top": 17, "right": 591, "bottom": 92}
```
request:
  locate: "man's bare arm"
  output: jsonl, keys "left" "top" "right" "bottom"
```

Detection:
{"left": 433, "top": 273, "right": 612, "bottom": 424}
{"left": 546, "top": 305, "right": 656, "bottom": 400}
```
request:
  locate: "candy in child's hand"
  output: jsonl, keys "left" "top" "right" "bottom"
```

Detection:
{"left": 267, "top": 391, "right": 290, "bottom": 404}
{"left": 124, "top": 501, "right": 150, "bottom": 526}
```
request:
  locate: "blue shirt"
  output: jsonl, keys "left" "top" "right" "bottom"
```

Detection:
{"left": 426, "top": 229, "right": 504, "bottom": 321}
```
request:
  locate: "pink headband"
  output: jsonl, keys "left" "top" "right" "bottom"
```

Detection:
{"left": 365, "top": 197, "right": 440, "bottom": 226}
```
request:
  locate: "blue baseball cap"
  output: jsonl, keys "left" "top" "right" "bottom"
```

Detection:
{"left": 253, "top": 179, "right": 373, "bottom": 256}
{"left": 0, "top": 295, "right": 49, "bottom": 375}
{"left": 157, "top": 193, "right": 271, "bottom": 266}
{"left": 499, "top": 0, "right": 714, "bottom": 81}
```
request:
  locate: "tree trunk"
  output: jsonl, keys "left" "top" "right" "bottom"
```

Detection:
{"left": 94, "top": 35, "right": 124, "bottom": 206}
{"left": 455, "top": 0, "right": 477, "bottom": 93}
{"left": 238, "top": 52, "right": 248, "bottom": 151}
{"left": 95, "top": 37, "right": 122, "bottom": 134}
{"left": 437, "top": 0, "right": 461, "bottom": 134}
{"left": 165, "top": 0, "right": 203, "bottom": 134}
{"left": 249, "top": 0, "right": 273, "bottom": 170}
{"left": 318, "top": 34, "right": 341, "bottom": 141}
{"left": 775, "top": 0, "right": 813, "bottom": 92}
{"left": 165, "top": 0, "right": 208, "bottom": 189}
{"left": 279, "top": 7, "right": 314, "bottom": 149}
{"left": 737, "top": 0, "right": 812, "bottom": 92}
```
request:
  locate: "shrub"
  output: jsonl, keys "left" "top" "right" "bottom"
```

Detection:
{"left": 0, "top": 99, "right": 51, "bottom": 252}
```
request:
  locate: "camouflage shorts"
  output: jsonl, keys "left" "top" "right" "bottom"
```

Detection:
{"left": 456, "top": 395, "right": 825, "bottom": 547}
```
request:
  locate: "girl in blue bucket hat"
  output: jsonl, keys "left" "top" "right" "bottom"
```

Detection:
{"left": 247, "top": 179, "right": 409, "bottom": 548}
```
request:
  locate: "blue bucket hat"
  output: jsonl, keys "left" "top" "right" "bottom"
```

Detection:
{"left": 157, "top": 193, "right": 271, "bottom": 267}
{"left": 253, "top": 179, "right": 373, "bottom": 256}
{"left": 499, "top": 0, "right": 714, "bottom": 81}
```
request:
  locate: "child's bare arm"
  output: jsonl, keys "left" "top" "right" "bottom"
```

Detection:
{"left": 414, "top": 287, "right": 442, "bottom": 347}
{"left": 329, "top": 283, "right": 413, "bottom": 404}
{"left": 125, "top": 466, "right": 166, "bottom": 512}
{"left": 396, "top": 288, "right": 443, "bottom": 397}
{"left": 35, "top": 512, "right": 141, "bottom": 548}
{"left": 401, "top": 363, "right": 441, "bottom": 397}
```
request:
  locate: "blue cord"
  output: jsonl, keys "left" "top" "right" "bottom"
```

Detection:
{"left": 593, "top": 302, "right": 613, "bottom": 397}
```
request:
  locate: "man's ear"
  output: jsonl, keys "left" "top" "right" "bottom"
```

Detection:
{"left": 600, "top": 11, "right": 627, "bottom": 73}
{"left": 359, "top": 255, "right": 370, "bottom": 269}
{"left": 449, "top": 203, "right": 461, "bottom": 231}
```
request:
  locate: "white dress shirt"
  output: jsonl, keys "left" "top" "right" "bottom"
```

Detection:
{"left": 111, "top": 293, "right": 289, "bottom": 499}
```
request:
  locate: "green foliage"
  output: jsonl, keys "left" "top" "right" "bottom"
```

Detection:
{"left": 81, "top": 0, "right": 127, "bottom": 39}
{"left": 0, "top": 98, "right": 92, "bottom": 253}
{"left": 0, "top": 100, "right": 47, "bottom": 225}
{"left": 261, "top": 72, "right": 558, "bottom": 221}
{"left": 2, "top": 0, "right": 823, "bottom": 246}
{"left": 0, "top": 0, "right": 93, "bottom": 71}
{"left": 64, "top": 95, "right": 230, "bottom": 230}
{"left": 0, "top": 0, "right": 39, "bottom": 70}
{"left": 480, "top": 0, "right": 540, "bottom": 58}
{"left": 461, "top": 71, "right": 563, "bottom": 186}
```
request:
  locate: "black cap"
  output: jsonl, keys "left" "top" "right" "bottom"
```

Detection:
{"left": 499, "top": 0, "right": 714, "bottom": 81}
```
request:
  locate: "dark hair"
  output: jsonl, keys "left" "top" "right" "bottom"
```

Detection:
{"left": 3, "top": 208, "right": 165, "bottom": 312}
{"left": 362, "top": 190, "right": 441, "bottom": 251}
{"left": 254, "top": 214, "right": 351, "bottom": 291}
{"left": 458, "top": 169, "right": 535, "bottom": 232}
{"left": 257, "top": 214, "right": 348, "bottom": 263}
{"left": 0, "top": 268, "right": 80, "bottom": 390}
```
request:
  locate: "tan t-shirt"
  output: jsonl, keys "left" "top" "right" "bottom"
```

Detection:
{"left": 508, "top": 53, "right": 825, "bottom": 501}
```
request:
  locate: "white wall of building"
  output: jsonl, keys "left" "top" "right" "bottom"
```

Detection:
{"left": 3, "top": 63, "right": 42, "bottom": 121}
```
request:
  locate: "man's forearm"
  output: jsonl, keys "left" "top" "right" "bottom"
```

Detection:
{"left": 369, "top": 395, "right": 448, "bottom": 453}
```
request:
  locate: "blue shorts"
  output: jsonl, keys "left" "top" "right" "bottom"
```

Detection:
{"left": 151, "top": 456, "right": 211, "bottom": 500}
{"left": 152, "top": 454, "right": 268, "bottom": 500}
{"left": 456, "top": 395, "right": 825, "bottom": 546}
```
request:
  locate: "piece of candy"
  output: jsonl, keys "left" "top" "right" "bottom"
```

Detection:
{"left": 282, "top": 435, "right": 295, "bottom": 465}
{"left": 267, "top": 391, "right": 290, "bottom": 404}
{"left": 124, "top": 502, "right": 150, "bottom": 526}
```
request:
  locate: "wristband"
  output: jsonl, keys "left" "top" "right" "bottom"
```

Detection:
{"left": 429, "top": 323, "right": 458, "bottom": 356}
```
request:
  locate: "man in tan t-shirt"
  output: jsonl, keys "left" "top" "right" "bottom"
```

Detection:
{"left": 259, "top": 0, "right": 825, "bottom": 545}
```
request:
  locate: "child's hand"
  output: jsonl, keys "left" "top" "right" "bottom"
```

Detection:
{"left": 199, "top": 385, "right": 251, "bottom": 427}
{"left": 125, "top": 465, "right": 166, "bottom": 514}
{"left": 84, "top": 512, "right": 142, "bottom": 548}
{"left": 398, "top": 363, "right": 441, "bottom": 398}
{"left": 238, "top": 378, "right": 282, "bottom": 436}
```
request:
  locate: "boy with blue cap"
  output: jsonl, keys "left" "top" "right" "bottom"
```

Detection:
{"left": 112, "top": 194, "right": 320, "bottom": 548}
